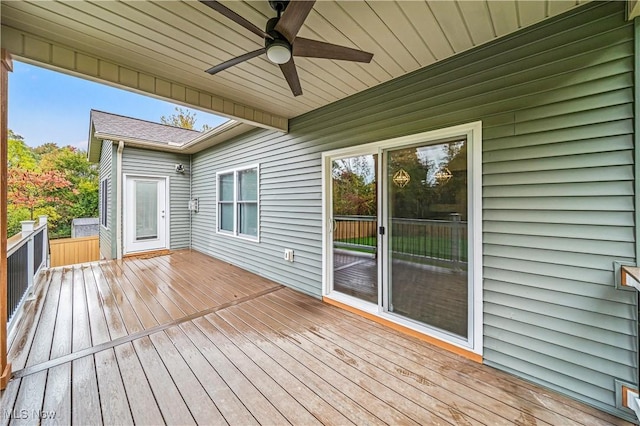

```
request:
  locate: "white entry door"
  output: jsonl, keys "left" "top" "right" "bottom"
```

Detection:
{"left": 125, "top": 176, "right": 168, "bottom": 254}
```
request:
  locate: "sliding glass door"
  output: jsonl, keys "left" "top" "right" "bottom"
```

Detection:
{"left": 324, "top": 122, "right": 480, "bottom": 351}
{"left": 384, "top": 139, "right": 468, "bottom": 338}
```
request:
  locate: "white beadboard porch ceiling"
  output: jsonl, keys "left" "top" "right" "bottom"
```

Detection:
{"left": 1, "top": 0, "right": 588, "bottom": 124}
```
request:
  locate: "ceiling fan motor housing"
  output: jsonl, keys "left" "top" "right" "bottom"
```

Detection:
{"left": 268, "top": 0, "right": 290, "bottom": 14}
{"left": 265, "top": 17, "right": 292, "bottom": 64}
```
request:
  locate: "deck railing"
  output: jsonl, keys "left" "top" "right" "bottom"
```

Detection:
{"left": 334, "top": 214, "right": 467, "bottom": 266}
{"left": 7, "top": 216, "right": 48, "bottom": 327}
{"left": 333, "top": 215, "right": 377, "bottom": 253}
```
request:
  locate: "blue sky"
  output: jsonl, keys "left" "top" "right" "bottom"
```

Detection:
{"left": 8, "top": 61, "right": 228, "bottom": 150}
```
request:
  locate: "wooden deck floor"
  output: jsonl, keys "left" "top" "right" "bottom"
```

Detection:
{"left": 1, "top": 250, "right": 631, "bottom": 425}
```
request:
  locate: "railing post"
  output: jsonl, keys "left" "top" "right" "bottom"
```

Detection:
{"left": 21, "top": 220, "right": 35, "bottom": 237}
{"left": 39, "top": 215, "right": 48, "bottom": 268}
{"left": 21, "top": 221, "right": 35, "bottom": 291}
{"left": 450, "top": 213, "right": 461, "bottom": 271}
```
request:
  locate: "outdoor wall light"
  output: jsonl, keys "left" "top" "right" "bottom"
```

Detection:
{"left": 175, "top": 164, "right": 185, "bottom": 173}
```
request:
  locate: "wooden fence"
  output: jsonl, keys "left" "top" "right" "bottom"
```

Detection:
{"left": 50, "top": 235, "right": 100, "bottom": 267}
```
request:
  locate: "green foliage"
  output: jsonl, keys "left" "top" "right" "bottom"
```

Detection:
{"left": 388, "top": 142, "right": 467, "bottom": 220}
{"left": 333, "top": 142, "right": 468, "bottom": 221}
{"left": 160, "top": 106, "right": 211, "bottom": 131}
{"left": 161, "top": 107, "right": 197, "bottom": 129}
{"left": 8, "top": 131, "right": 37, "bottom": 170}
{"left": 32, "top": 142, "right": 58, "bottom": 158}
{"left": 7, "top": 205, "right": 30, "bottom": 237}
{"left": 6, "top": 134, "right": 98, "bottom": 238}
{"left": 332, "top": 156, "right": 376, "bottom": 216}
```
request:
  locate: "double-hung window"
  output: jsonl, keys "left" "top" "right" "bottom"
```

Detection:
{"left": 217, "top": 165, "right": 259, "bottom": 240}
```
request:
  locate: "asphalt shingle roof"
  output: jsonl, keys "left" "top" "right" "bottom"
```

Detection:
{"left": 91, "top": 109, "right": 201, "bottom": 145}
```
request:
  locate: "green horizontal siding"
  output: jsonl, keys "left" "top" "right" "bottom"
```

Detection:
{"left": 191, "top": 1, "right": 636, "bottom": 419}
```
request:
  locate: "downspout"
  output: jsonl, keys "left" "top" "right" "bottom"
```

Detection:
{"left": 116, "top": 141, "right": 124, "bottom": 259}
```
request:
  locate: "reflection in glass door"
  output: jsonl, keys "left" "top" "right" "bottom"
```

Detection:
{"left": 331, "top": 154, "right": 378, "bottom": 303}
{"left": 385, "top": 139, "right": 469, "bottom": 338}
{"left": 135, "top": 181, "right": 159, "bottom": 240}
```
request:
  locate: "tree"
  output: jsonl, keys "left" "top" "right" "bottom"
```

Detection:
{"left": 332, "top": 156, "right": 376, "bottom": 216}
{"left": 6, "top": 132, "right": 99, "bottom": 238}
{"left": 39, "top": 145, "right": 99, "bottom": 237}
{"left": 40, "top": 145, "right": 98, "bottom": 183}
{"left": 388, "top": 147, "right": 431, "bottom": 219}
{"left": 161, "top": 107, "right": 197, "bottom": 129}
{"left": 32, "top": 142, "right": 60, "bottom": 158}
{"left": 160, "top": 106, "right": 211, "bottom": 131}
{"left": 8, "top": 131, "right": 37, "bottom": 170}
{"left": 8, "top": 169, "right": 75, "bottom": 221}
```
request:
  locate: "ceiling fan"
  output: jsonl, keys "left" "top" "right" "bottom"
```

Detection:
{"left": 200, "top": 0, "right": 374, "bottom": 96}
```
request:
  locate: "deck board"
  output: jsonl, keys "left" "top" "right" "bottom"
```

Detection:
{"left": 72, "top": 267, "right": 92, "bottom": 352}
{"left": 244, "top": 295, "right": 443, "bottom": 425}
{"left": 1, "top": 249, "right": 632, "bottom": 425}
{"left": 149, "top": 331, "right": 226, "bottom": 425}
{"left": 196, "top": 314, "right": 318, "bottom": 425}
{"left": 223, "top": 302, "right": 380, "bottom": 425}
{"left": 213, "top": 310, "right": 351, "bottom": 426}
{"left": 129, "top": 258, "right": 200, "bottom": 314}
{"left": 261, "top": 291, "right": 530, "bottom": 425}
{"left": 132, "top": 336, "right": 195, "bottom": 425}
{"left": 180, "top": 321, "right": 290, "bottom": 425}
{"left": 71, "top": 356, "right": 101, "bottom": 425}
{"left": 98, "top": 263, "right": 145, "bottom": 335}
{"left": 231, "top": 297, "right": 420, "bottom": 425}
{"left": 279, "top": 289, "right": 621, "bottom": 425}
{"left": 94, "top": 349, "right": 133, "bottom": 425}
{"left": 163, "top": 326, "right": 258, "bottom": 425}
{"left": 41, "top": 363, "right": 71, "bottom": 425}
{"left": 107, "top": 261, "right": 172, "bottom": 327}
{"left": 82, "top": 266, "right": 110, "bottom": 346}
{"left": 7, "top": 269, "right": 53, "bottom": 370}
{"left": 113, "top": 342, "right": 164, "bottom": 425}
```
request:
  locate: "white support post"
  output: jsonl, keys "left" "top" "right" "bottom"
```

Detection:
{"left": 20, "top": 220, "right": 35, "bottom": 238}
{"left": 39, "top": 215, "right": 48, "bottom": 268}
{"left": 26, "top": 236, "right": 34, "bottom": 292}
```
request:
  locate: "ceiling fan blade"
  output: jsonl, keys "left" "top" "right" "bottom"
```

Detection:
{"left": 205, "top": 48, "right": 266, "bottom": 74}
{"left": 274, "top": 0, "right": 316, "bottom": 43}
{"left": 279, "top": 59, "right": 302, "bottom": 96}
{"left": 200, "top": 1, "right": 272, "bottom": 40}
{"left": 293, "top": 37, "right": 373, "bottom": 63}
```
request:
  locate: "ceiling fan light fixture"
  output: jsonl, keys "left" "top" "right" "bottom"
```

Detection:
{"left": 266, "top": 40, "right": 291, "bottom": 64}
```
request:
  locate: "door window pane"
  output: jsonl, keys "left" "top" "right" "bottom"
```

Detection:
{"left": 387, "top": 139, "right": 468, "bottom": 338}
{"left": 331, "top": 154, "right": 378, "bottom": 303}
{"left": 135, "top": 181, "right": 158, "bottom": 240}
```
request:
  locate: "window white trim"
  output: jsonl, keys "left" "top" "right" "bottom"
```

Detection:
{"left": 216, "top": 164, "right": 260, "bottom": 242}
{"left": 321, "top": 121, "right": 483, "bottom": 356}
